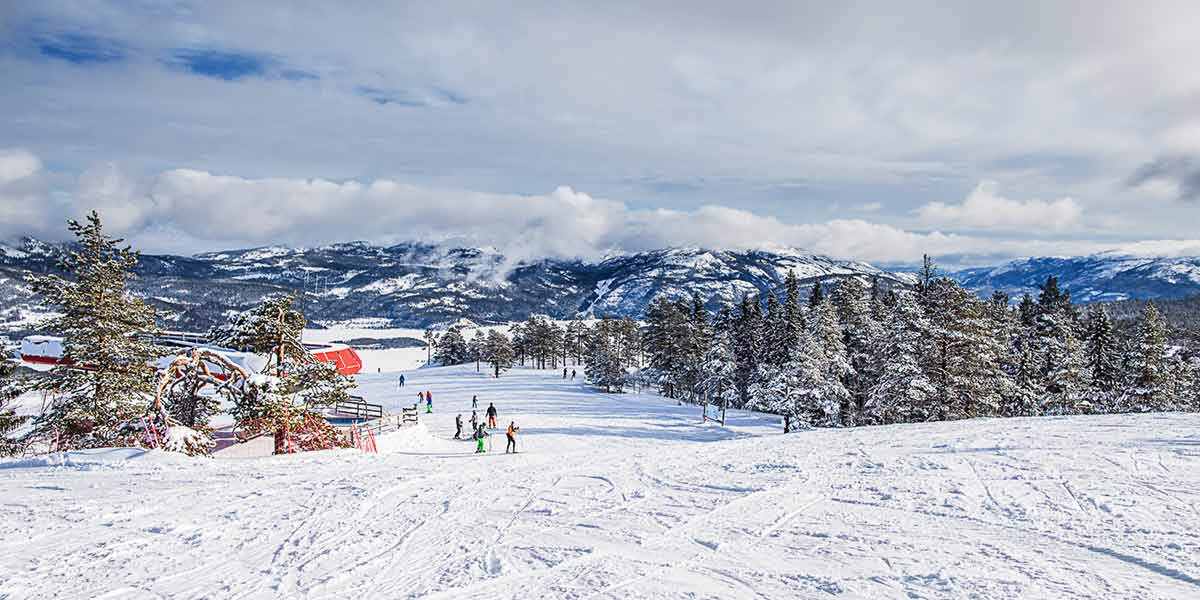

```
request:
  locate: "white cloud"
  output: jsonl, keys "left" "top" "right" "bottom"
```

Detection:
{"left": 916, "top": 180, "right": 1083, "bottom": 232}
{"left": 0, "top": 148, "right": 41, "bottom": 185}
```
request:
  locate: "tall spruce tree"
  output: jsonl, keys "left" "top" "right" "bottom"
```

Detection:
{"left": 1124, "top": 302, "right": 1171, "bottom": 412}
{"left": 731, "top": 294, "right": 763, "bottom": 408}
{"left": 865, "top": 292, "right": 934, "bottom": 424}
{"left": 831, "top": 277, "right": 879, "bottom": 425}
{"left": 27, "top": 211, "right": 162, "bottom": 450}
{"left": 434, "top": 326, "right": 470, "bottom": 366}
{"left": 808, "top": 298, "right": 852, "bottom": 426}
{"left": 1083, "top": 305, "right": 1121, "bottom": 397}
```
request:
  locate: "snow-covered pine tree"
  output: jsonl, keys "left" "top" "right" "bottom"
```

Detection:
{"left": 921, "top": 278, "right": 1006, "bottom": 420}
{"left": 747, "top": 360, "right": 800, "bottom": 432}
{"left": 808, "top": 298, "right": 852, "bottom": 426}
{"left": 484, "top": 329, "right": 515, "bottom": 378}
{"left": 831, "top": 277, "right": 879, "bottom": 425}
{"left": 1082, "top": 305, "right": 1121, "bottom": 403}
{"left": 783, "top": 271, "right": 803, "bottom": 351}
{"left": 27, "top": 211, "right": 163, "bottom": 450}
{"left": 761, "top": 292, "right": 789, "bottom": 366}
{"left": 1041, "top": 319, "right": 1087, "bottom": 415}
{"left": 434, "top": 325, "right": 469, "bottom": 365}
{"left": 1006, "top": 335, "right": 1043, "bottom": 417}
{"left": 865, "top": 291, "right": 934, "bottom": 424}
{"left": 467, "top": 331, "right": 484, "bottom": 372}
{"left": 644, "top": 296, "right": 689, "bottom": 398}
{"left": 808, "top": 281, "right": 824, "bottom": 310}
{"left": 1122, "top": 302, "right": 1172, "bottom": 412}
{"left": 0, "top": 359, "right": 29, "bottom": 456}
{"left": 585, "top": 318, "right": 628, "bottom": 392}
{"left": 213, "top": 294, "right": 353, "bottom": 449}
{"left": 700, "top": 305, "right": 739, "bottom": 423}
{"left": 732, "top": 294, "right": 763, "bottom": 408}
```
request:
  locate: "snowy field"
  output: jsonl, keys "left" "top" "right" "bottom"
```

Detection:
{"left": 2, "top": 365, "right": 1200, "bottom": 599}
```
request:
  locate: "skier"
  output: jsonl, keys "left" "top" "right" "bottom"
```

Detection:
{"left": 398, "top": 374, "right": 406, "bottom": 388}
{"left": 506, "top": 421, "right": 520, "bottom": 454}
{"left": 472, "top": 395, "right": 478, "bottom": 409}
{"left": 426, "top": 391, "right": 433, "bottom": 414}
{"left": 571, "top": 369, "right": 576, "bottom": 379}
{"left": 417, "top": 390, "right": 424, "bottom": 407}
{"left": 454, "top": 414, "right": 463, "bottom": 439}
{"left": 563, "top": 367, "right": 568, "bottom": 379}
{"left": 486, "top": 402, "right": 498, "bottom": 429}
{"left": 473, "top": 423, "right": 488, "bottom": 454}
{"left": 470, "top": 410, "right": 478, "bottom": 433}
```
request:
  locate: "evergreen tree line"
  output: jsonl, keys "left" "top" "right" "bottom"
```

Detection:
{"left": 640, "top": 267, "right": 1200, "bottom": 431}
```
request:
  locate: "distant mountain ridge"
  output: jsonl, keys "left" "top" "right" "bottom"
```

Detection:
{"left": 4, "top": 238, "right": 1199, "bottom": 334}
{"left": 0, "top": 238, "right": 912, "bottom": 332}
{"left": 951, "top": 254, "right": 1200, "bottom": 303}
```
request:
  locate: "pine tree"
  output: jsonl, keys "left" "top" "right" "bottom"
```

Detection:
{"left": 484, "top": 330, "right": 515, "bottom": 378}
{"left": 699, "top": 318, "right": 739, "bottom": 423}
{"left": 434, "top": 325, "right": 470, "bottom": 365}
{"left": 27, "top": 211, "right": 163, "bottom": 450}
{"left": 1041, "top": 320, "right": 1087, "bottom": 415}
{"left": 807, "top": 299, "right": 852, "bottom": 426}
{"left": 467, "top": 331, "right": 485, "bottom": 372}
{"left": 731, "top": 294, "right": 763, "bottom": 408}
{"left": 865, "top": 292, "right": 935, "bottom": 424}
{"left": 585, "top": 318, "right": 628, "bottom": 392}
{"left": 922, "top": 278, "right": 1005, "bottom": 420}
{"left": 783, "top": 271, "right": 803, "bottom": 351}
{"left": 831, "top": 277, "right": 879, "bottom": 425}
{"left": 762, "top": 292, "right": 789, "bottom": 366}
{"left": 808, "top": 282, "right": 824, "bottom": 310}
{"left": 212, "top": 295, "right": 307, "bottom": 368}
{"left": 0, "top": 359, "right": 29, "bottom": 456}
{"left": 1123, "top": 302, "right": 1172, "bottom": 412}
{"left": 1083, "top": 305, "right": 1121, "bottom": 398}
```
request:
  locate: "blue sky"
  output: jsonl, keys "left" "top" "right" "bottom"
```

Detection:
{"left": 2, "top": 1, "right": 1200, "bottom": 265}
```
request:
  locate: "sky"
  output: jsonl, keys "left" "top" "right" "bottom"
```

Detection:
{"left": 2, "top": 1, "right": 1200, "bottom": 267}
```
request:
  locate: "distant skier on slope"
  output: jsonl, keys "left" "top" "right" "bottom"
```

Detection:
{"left": 398, "top": 374, "right": 406, "bottom": 389}
{"left": 571, "top": 369, "right": 576, "bottom": 379}
{"left": 426, "top": 391, "right": 433, "bottom": 414}
{"left": 417, "top": 390, "right": 424, "bottom": 407}
{"left": 563, "top": 367, "right": 568, "bottom": 379}
{"left": 472, "top": 395, "right": 478, "bottom": 409}
{"left": 470, "top": 410, "right": 478, "bottom": 433}
{"left": 486, "top": 402, "right": 498, "bottom": 429}
{"left": 506, "top": 421, "right": 520, "bottom": 454}
{"left": 454, "top": 414, "right": 463, "bottom": 439}
{"left": 473, "top": 424, "right": 488, "bottom": 454}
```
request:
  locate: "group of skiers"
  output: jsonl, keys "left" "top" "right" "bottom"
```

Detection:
{"left": 451, "top": 400, "right": 517, "bottom": 453}
{"left": 417, "top": 390, "right": 434, "bottom": 413}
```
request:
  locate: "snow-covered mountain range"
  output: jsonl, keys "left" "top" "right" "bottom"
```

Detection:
{"left": 952, "top": 253, "right": 1200, "bottom": 303}
{"left": 0, "top": 238, "right": 910, "bottom": 332}
{"left": 4, "top": 237, "right": 1200, "bottom": 333}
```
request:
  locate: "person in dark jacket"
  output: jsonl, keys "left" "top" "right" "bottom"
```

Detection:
{"left": 454, "top": 414, "right": 463, "bottom": 439}
{"left": 470, "top": 410, "right": 478, "bottom": 432}
{"left": 486, "top": 402, "right": 498, "bottom": 429}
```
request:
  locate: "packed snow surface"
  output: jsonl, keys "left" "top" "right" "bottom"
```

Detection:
{"left": 2, "top": 365, "right": 1199, "bottom": 599}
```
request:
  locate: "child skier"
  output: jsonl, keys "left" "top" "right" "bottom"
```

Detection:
{"left": 486, "top": 402, "right": 497, "bottom": 429}
{"left": 454, "top": 414, "right": 463, "bottom": 439}
{"left": 506, "top": 421, "right": 520, "bottom": 454}
{"left": 426, "top": 391, "right": 433, "bottom": 413}
{"left": 470, "top": 410, "right": 478, "bottom": 432}
{"left": 473, "top": 424, "right": 488, "bottom": 453}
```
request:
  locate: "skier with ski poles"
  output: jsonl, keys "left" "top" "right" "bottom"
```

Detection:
{"left": 506, "top": 421, "right": 520, "bottom": 454}
{"left": 472, "top": 395, "right": 478, "bottom": 409}
{"left": 486, "top": 402, "right": 498, "bottom": 429}
{"left": 470, "top": 410, "right": 478, "bottom": 433}
{"left": 454, "top": 414, "right": 463, "bottom": 440}
{"left": 398, "top": 374, "right": 406, "bottom": 389}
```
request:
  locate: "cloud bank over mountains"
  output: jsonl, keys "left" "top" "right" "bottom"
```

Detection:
{"left": 2, "top": 148, "right": 1195, "bottom": 266}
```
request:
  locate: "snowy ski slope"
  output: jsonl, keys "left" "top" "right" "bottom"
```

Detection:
{"left": 2, "top": 365, "right": 1199, "bottom": 598}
